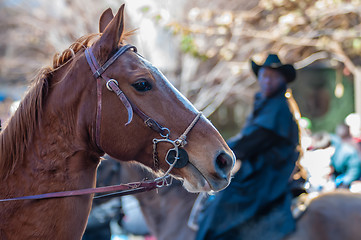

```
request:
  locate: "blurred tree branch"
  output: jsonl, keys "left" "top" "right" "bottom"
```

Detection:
{"left": 1, "top": 0, "right": 361, "bottom": 118}
{"left": 0, "top": 0, "right": 121, "bottom": 84}
{"left": 166, "top": 0, "right": 361, "bottom": 116}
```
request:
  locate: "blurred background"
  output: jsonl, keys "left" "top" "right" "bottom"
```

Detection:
{"left": 1, "top": 0, "right": 361, "bottom": 138}
{"left": 2, "top": 1, "right": 361, "bottom": 239}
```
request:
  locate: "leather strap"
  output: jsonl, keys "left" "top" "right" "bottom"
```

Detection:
{"left": 0, "top": 179, "right": 170, "bottom": 202}
{"left": 85, "top": 45, "right": 169, "bottom": 151}
{"left": 106, "top": 80, "right": 133, "bottom": 125}
{"left": 85, "top": 48, "right": 103, "bottom": 149}
{"left": 93, "top": 45, "right": 137, "bottom": 78}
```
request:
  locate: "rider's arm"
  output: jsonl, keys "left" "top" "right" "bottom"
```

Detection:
{"left": 228, "top": 127, "right": 281, "bottom": 160}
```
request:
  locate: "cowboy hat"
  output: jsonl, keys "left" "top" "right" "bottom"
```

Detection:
{"left": 251, "top": 54, "right": 296, "bottom": 82}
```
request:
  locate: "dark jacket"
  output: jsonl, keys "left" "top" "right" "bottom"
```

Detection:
{"left": 196, "top": 88, "right": 299, "bottom": 240}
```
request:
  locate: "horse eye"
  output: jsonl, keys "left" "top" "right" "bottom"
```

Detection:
{"left": 132, "top": 80, "right": 152, "bottom": 92}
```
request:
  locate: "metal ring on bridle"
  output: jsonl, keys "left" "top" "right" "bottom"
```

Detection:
{"left": 106, "top": 79, "right": 119, "bottom": 91}
{"left": 160, "top": 127, "right": 170, "bottom": 138}
{"left": 152, "top": 138, "right": 178, "bottom": 149}
{"left": 152, "top": 138, "right": 180, "bottom": 175}
{"left": 156, "top": 175, "right": 173, "bottom": 187}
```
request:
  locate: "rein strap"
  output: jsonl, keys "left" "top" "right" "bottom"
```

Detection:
{"left": 0, "top": 178, "right": 170, "bottom": 202}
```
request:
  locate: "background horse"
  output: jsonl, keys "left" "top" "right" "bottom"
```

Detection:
{"left": 0, "top": 5, "right": 234, "bottom": 239}
{"left": 286, "top": 191, "right": 361, "bottom": 240}
{"left": 119, "top": 160, "right": 197, "bottom": 240}
{"left": 83, "top": 156, "right": 197, "bottom": 240}
{"left": 114, "top": 159, "right": 361, "bottom": 240}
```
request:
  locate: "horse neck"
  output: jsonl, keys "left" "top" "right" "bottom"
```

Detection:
{"left": 26, "top": 61, "right": 101, "bottom": 189}
{"left": 0, "top": 60, "right": 102, "bottom": 239}
{"left": 1, "top": 61, "right": 101, "bottom": 188}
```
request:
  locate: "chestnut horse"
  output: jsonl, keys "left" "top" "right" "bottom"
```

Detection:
{"left": 0, "top": 5, "right": 234, "bottom": 239}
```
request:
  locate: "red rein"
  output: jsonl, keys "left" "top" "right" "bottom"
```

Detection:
{"left": 0, "top": 178, "right": 170, "bottom": 202}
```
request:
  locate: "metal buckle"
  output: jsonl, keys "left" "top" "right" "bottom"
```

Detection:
{"left": 106, "top": 79, "right": 119, "bottom": 91}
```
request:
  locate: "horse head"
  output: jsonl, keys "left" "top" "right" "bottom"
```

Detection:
{"left": 85, "top": 5, "right": 235, "bottom": 192}
{"left": 0, "top": 4, "right": 236, "bottom": 239}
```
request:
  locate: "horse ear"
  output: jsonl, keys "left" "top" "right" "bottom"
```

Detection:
{"left": 92, "top": 4, "right": 125, "bottom": 64}
{"left": 99, "top": 8, "right": 114, "bottom": 33}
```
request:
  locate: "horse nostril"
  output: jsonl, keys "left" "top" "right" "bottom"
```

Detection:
{"left": 216, "top": 154, "right": 228, "bottom": 169}
{"left": 214, "top": 153, "right": 234, "bottom": 179}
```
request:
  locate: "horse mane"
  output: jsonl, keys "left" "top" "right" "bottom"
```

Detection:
{"left": 0, "top": 33, "right": 100, "bottom": 179}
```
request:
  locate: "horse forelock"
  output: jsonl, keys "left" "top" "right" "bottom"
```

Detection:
{"left": 52, "top": 30, "right": 135, "bottom": 70}
{"left": 52, "top": 33, "right": 100, "bottom": 70}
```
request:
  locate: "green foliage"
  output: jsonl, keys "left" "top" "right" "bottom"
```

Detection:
{"left": 140, "top": 6, "right": 150, "bottom": 13}
{"left": 352, "top": 38, "right": 361, "bottom": 53}
{"left": 180, "top": 34, "right": 208, "bottom": 61}
{"left": 292, "top": 68, "right": 354, "bottom": 133}
{"left": 311, "top": 71, "right": 354, "bottom": 133}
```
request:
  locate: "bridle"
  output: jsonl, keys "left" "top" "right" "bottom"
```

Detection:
{"left": 85, "top": 44, "right": 202, "bottom": 175}
{"left": 0, "top": 44, "right": 202, "bottom": 202}
{"left": 85, "top": 44, "right": 169, "bottom": 148}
